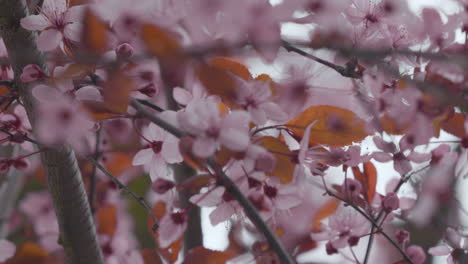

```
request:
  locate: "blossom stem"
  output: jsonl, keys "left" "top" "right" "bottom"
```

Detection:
{"left": 135, "top": 98, "right": 165, "bottom": 112}
{"left": 88, "top": 127, "right": 101, "bottom": 214}
{"left": 84, "top": 155, "right": 159, "bottom": 231}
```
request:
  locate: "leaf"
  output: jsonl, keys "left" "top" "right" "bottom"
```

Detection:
{"left": 352, "top": 162, "right": 377, "bottom": 203}
{"left": 379, "top": 115, "right": 409, "bottom": 135}
{"left": 141, "top": 249, "right": 163, "bottom": 264}
{"left": 286, "top": 105, "right": 368, "bottom": 147}
{"left": 196, "top": 57, "right": 252, "bottom": 108}
{"left": 312, "top": 199, "right": 340, "bottom": 232}
{"left": 176, "top": 174, "right": 213, "bottom": 193}
{"left": 258, "top": 136, "right": 295, "bottom": 184}
{"left": 56, "top": 63, "right": 95, "bottom": 80}
{"left": 178, "top": 137, "right": 208, "bottom": 171}
{"left": 80, "top": 101, "right": 124, "bottom": 121}
{"left": 96, "top": 205, "right": 117, "bottom": 235}
{"left": 140, "top": 24, "right": 181, "bottom": 59}
{"left": 104, "top": 152, "right": 133, "bottom": 176}
{"left": 82, "top": 9, "right": 108, "bottom": 54}
{"left": 209, "top": 57, "right": 252, "bottom": 81}
{"left": 293, "top": 237, "right": 317, "bottom": 257}
{"left": 5, "top": 242, "right": 48, "bottom": 264}
{"left": 441, "top": 112, "right": 466, "bottom": 138}
{"left": 183, "top": 247, "right": 237, "bottom": 264}
{"left": 102, "top": 71, "right": 133, "bottom": 113}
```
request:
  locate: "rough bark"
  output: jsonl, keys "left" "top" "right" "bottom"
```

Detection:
{"left": 0, "top": 1, "right": 104, "bottom": 263}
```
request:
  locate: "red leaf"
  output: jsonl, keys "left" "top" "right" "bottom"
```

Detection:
{"left": 182, "top": 247, "right": 237, "bottom": 264}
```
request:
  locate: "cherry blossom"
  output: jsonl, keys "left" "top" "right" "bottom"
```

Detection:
{"left": 20, "top": 0, "right": 85, "bottom": 51}
{"left": 0, "top": 239, "right": 15, "bottom": 262}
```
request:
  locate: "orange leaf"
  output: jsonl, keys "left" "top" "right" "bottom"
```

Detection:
{"left": 258, "top": 136, "right": 295, "bottom": 184}
{"left": 140, "top": 24, "right": 181, "bottom": 59}
{"left": 176, "top": 174, "right": 213, "bottom": 193}
{"left": 104, "top": 152, "right": 132, "bottom": 176}
{"left": 82, "top": 9, "right": 108, "bottom": 54}
{"left": 141, "top": 249, "right": 163, "bottom": 264}
{"left": 209, "top": 57, "right": 252, "bottom": 81}
{"left": 80, "top": 101, "right": 123, "bottom": 121}
{"left": 379, "top": 115, "right": 409, "bottom": 135}
{"left": 286, "top": 105, "right": 368, "bottom": 147}
{"left": 442, "top": 112, "right": 466, "bottom": 138}
{"left": 353, "top": 162, "right": 378, "bottom": 203}
{"left": 56, "top": 63, "right": 95, "bottom": 80}
{"left": 178, "top": 137, "right": 208, "bottom": 171}
{"left": 293, "top": 237, "right": 318, "bottom": 257}
{"left": 196, "top": 57, "right": 252, "bottom": 108}
{"left": 5, "top": 242, "right": 48, "bottom": 264}
{"left": 312, "top": 199, "right": 340, "bottom": 232}
{"left": 102, "top": 71, "right": 133, "bottom": 113}
{"left": 96, "top": 205, "right": 117, "bottom": 235}
{"left": 183, "top": 247, "right": 237, "bottom": 264}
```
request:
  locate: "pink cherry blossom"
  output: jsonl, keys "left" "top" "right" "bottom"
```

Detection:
{"left": 177, "top": 99, "right": 251, "bottom": 158}
{"left": 132, "top": 121, "right": 183, "bottom": 181}
{"left": 20, "top": 0, "right": 85, "bottom": 51}
{"left": 158, "top": 209, "right": 187, "bottom": 248}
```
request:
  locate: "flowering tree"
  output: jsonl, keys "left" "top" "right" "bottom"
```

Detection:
{"left": 1, "top": 0, "right": 468, "bottom": 263}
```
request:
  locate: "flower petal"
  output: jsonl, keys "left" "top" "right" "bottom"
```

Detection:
{"left": 20, "top": 15, "right": 50, "bottom": 31}
{"left": 37, "top": 29, "right": 62, "bottom": 52}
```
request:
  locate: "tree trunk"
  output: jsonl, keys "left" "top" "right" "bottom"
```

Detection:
{"left": 0, "top": 1, "right": 104, "bottom": 263}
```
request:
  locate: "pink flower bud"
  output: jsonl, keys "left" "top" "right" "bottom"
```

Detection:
{"left": 151, "top": 178, "right": 175, "bottom": 194}
{"left": 382, "top": 192, "right": 400, "bottom": 212}
{"left": 342, "top": 178, "right": 362, "bottom": 198}
{"left": 12, "top": 158, "right": 29, "bottom": 170}
{"left": 115, "top": 43, "right": 134, "bottom": 59}
{"left": 396, "top": 230, "right": 410, "bottom": 247}
{"left": 406, "top": 245, "right": 426, "bottom": 264}
{"left": 0, "top": 159, "right": 11, "bottom": 174}
{"left": 20, "top": 64, "right": 46, "bottom": 83}
{"left": 325, "top": 241, "right": 338, "bottom": 255}
{"left": 138, "top": 83, "right": 158, "bottom": 97}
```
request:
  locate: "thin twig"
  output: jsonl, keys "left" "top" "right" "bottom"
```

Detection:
{"left": 135, "top": 99, "right": 165, "bottom": 112}
{"left": 327, "top": 191, "right": 414, "bottom": 264}
{"left": 0, "top": 127, "right": 40, "bottom": 145}
{"left": 207, "top": 159, "right": 295, "bottom": 264}
{"left": 88, "top": 127, "right": 101, "bottom": 214}
{"left": 281, "top": 40, "right": 362, "bottom": 78}
{"left": 84, "top": 156, "right": 159, "bottom": 231}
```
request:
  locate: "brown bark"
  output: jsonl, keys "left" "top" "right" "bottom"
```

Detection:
{"left": 0, "top": 1, "right": 104, "bottom": 263}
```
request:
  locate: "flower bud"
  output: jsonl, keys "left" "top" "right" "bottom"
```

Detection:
{"left": 382, "top": 192, "right": 400, "bottom": 212}
{"left": 115, "top": 43, "right": 134, "bottom": 59}
{"left": 151, "top": 178, "right": 175, "bottom": 194}
{"left": 20, "top": 64, "right": 47, "bottom": 83}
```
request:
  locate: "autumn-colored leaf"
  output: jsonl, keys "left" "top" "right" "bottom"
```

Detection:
{"left": 293, "top": 237, "right": 317, "bottom": 257}
{"left": 141, "top": 249, "right": 163, "bottom": 264}
{"left": 104, "top": 152, "right": 133, "bottom": 176}
{"left": 209, "top": 57, "right": 252, "bottom": 81}
{"left": 183, "top": 247, "right": 237, "bottom": 264}
{"left": 176, "top": 174, "right": 213, "bottom": 194}
{"left": 82, "top": 9, "right": 108, "bottom": 54}
{"left": 141, "top": 24, "right": 181, "bottom": 59}
{"left": 68, "top": 0, "right": 89, "bottom": 6}
{"left": 258, "top": 136, "right": 295, "bottom": 184}
{"left": 55, "top": 63, "right": 95, "bottom": 80}
{"left": 441, "top": 112, "right": 466, "bottom": 138}
{"left": 5, "top": 242, "right": 48, "bottom": 264}
{"left": 352, "top": 162, "right": 377, "bottom": 203}
{"left": 102, "top": 71, "right": 133, "bottom": 113}
{"left": 196, "top": 57, "right": 252, "bottom": 108}
{"left": 380, "top": 115, "right": 409, "bottom": 135}
{"left": 96, "top": 204, "right": 117, "bottom": 235}
{"left": 286, "top": 105, "right": 368, "bottom": 147}
{"left": 312, "top": 199, "right": 340, "bottom": 232}
{"left": 80, "top": 101, "right": 123, "bottom": 121}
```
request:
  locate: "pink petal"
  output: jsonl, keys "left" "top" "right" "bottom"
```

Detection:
{"left": 210, "top": 202, "right": 237, "bottom": 226}
{"left": 407, "top": 152, "right": 431, "bottom": 163}
{"left": 173, "top": 87, "right": 193, "bottom": 105}
{"left": 158, "top": 215, "right": 186, "bottom": 248}
{"left": 262, "top": 102, "right": 288, "bottom": 122}
{"left": 220, "top": 128, "right": 249, "bottom": 152}
{"left": 161, "top": 140, "right": 183, "bottom": 163}
{"left": 189, "top": 187, "right": 224, "bottom": 207}
{"left": 32, "top": 84, "right": 60, "bottom": 102}
{"left": 372, "top": 152, "right": 393, "bottom": 162}
{"left": 20, "top": 15, "right": 50, "bottom": 31}
{"left": 75, "top": 85, "right": 102, "bottom": 101}
{"left": 446, "top": 227, "right": 462, "bottom": 248}
{"left": 222, "top": 110, "right": 250, "bottom": 129}
{"left": 0, "top": 239, "right": 15, "bottom": 261}
{"left": 63, "top": 23, "right": 82, "bottom": 41}
{"left": 275, "top": 195, "right": 302, "bottom": 210}
{"left": 132, "top": 148, "right": 153, "bottom": 166}
{"left": 37, "top": 29, "right": 62, "bottom": 52}
{"left": 65, "top": 5, "right": 86, "bottom": 23}
{"left": 193, "top": 137, "right": 217, "bottom": 158}
{"left": 149, "top": 157, "right": 168, "bottom": 181}
{"left": 428, "top": 245, "right": 451, "bottom": 256}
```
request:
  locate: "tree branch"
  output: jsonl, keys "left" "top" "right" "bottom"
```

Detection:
{"left": 131, "top": 99, "right": 295, "bottom": 264}
{"left": 0, "top": 1, "right": 104, "bottom": 263}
